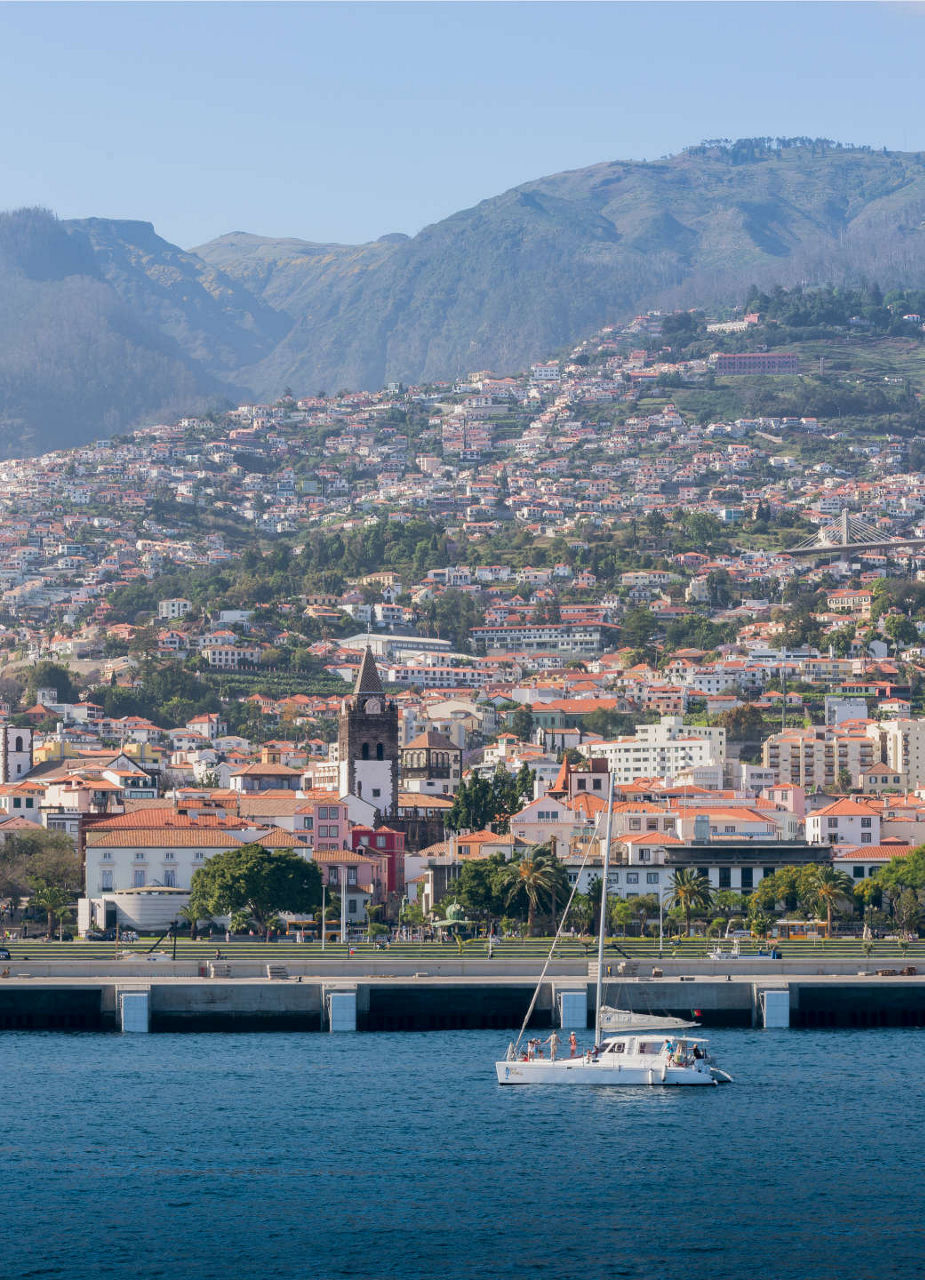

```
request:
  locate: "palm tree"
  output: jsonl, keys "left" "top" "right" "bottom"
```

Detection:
{"left": 179, "top": 904, "right": 203, "bottom": 940}
{"left": 29, "top": 880, "right": 72, "bottom": 939}
{"left": 810, "top": 865, "right": 854, "bottom": 937}
{"left": 668, "top": 868, "right": 713, "bottom": 937}
{"left": 500, "top": 848, "right": 564, "bottom": 936}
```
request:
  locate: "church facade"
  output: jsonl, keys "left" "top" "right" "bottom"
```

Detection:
{"left": 337, "top": 648, "right": 399, "bottom": 819}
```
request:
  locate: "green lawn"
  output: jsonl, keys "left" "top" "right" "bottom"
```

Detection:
{"left": 5, "top": 935, "right": 923, "bottom": 962}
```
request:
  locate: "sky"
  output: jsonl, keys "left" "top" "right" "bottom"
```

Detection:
{"left": 0, "top": 1, "right": 924, "bottom": 249}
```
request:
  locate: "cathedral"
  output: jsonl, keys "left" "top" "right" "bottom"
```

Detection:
{"left": 337, "top": 648, "right": 399, "bottom": 819}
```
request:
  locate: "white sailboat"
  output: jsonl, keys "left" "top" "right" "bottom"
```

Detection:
{"left": 495, "top": 775, "right": 732, "bottom": 1087}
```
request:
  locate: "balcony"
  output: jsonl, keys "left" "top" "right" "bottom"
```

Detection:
{"left": 402, "top": 765, "right": 451, "bottom": 780}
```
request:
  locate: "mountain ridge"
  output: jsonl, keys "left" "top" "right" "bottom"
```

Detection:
{"left": 3, "top": 140, "right": 925, "bottom": 454}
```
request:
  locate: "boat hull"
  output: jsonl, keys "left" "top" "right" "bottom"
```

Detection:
{"left": 495, "top": 1058, "right": 718, "bottom": 1086}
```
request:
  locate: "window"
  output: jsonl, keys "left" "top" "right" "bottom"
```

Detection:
{"left": 626, "top": 872, "right": 639, "bottom": 885}
{"left": 718, "top": 868, "right": 731, "bottom": 889}
{"left": 376, "top": 743, "right": 384, "bottom": 761}
{"left": 372, "top": 788, "right": 381, "bottom": 798}
{"left": 164, "top": 851, "right": 175, "bottom": 861}
{"left": 638, "top": 849, "right": 650, "bottom": 863}
{"left": 134, "top": 852, "right": 145, "bottom": 861}
{"left": 860, "top": 818, "right": 872, "bottom": 829}
{"left": 827, "top": 818, "right": 838, "bottom": 829}
{"left": 577, "top": 779, "right": 586, "bottom": 790}
{"left": 132, "top": 870, "right": 145, "bottom": 888}
{"left": 348, "top": 899, "right": 357, "bottom": 913}
{"left": 629, "top": 819, "right": 641, "bottom": 831}
{"left": 861, "top": 833, "right": 871, "bottom": 843}
{"left": 361, "top": 743, "right": 370, "bottom": 760}
{"left": 376, "top": 836, "right": 386, "bottom": 849}
{"left": 12, "top": 798, "right": 20, "bottom": 809}
{"left": 25, "top": 798, "right": 33, "bottom": 808}
{"left": 163, "top": 870, "right": 176, "bottom": 888}
{"left": 592, "top": 779, "right": 602, "bottom": 791}
{"left": 347, "top": 868, "right": 357, "bottom": 885}
{"left": 741, "top": 868, "right": 753, "bottom": 890}
{"left": 646, "top": 872, "right": 659, "bottom": 885}
{"left": 100, "top": 871, "right": 113, "bottom": 891}
{"left": 852, "top": 865, "right": 865, "bottom": 879}
{"left": 194, "top": 852, "right": 204, "bottom": 862}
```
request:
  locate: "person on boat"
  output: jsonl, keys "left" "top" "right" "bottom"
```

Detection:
{"left": 545, "top": 1030, "right": 560, "bottom": 1062}
{"left": 568, "top": 1031, "right": 578, "bottom": 1058}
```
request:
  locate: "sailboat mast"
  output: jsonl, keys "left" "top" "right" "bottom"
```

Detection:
{"left": 593, "top": 771, "right": 616, "bottom": 1047}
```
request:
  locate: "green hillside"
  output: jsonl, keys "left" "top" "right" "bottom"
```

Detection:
{"left": 6, "top": 140, "right": 925, "bottom": 452}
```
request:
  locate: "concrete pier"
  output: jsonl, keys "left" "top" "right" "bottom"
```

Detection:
{"left": 0, "top": 957, "right": 924, "bottom": 1031}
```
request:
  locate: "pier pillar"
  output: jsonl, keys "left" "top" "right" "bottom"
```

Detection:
{"left": 760, "top": 988, "right": 790, "bottom": 1029}
{"left": 325, "top": 986, "right": 357, "bottom": 1032}
{"left": 118, "top": 988, "right": 150, "bottom": 1033}
{"left": 556, "top": 989, "right": 589, "bottom": 1029}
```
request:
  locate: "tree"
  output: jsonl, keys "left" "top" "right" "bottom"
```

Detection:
{"left": 716, "top": 704, "right": 766, "bottom": 742}
{"left": 807, "top": 864, "right": 854, "bottom": 935}
{"left": 668, "top": 868, "right": 713, "bottom": 936}
{"left": 609, "top": 897, "right": 634, "bottom": 937}
{"left": 29, "top": 879, "right": 72, "bottom": 938}
{"left": 510, "top": 705, "right": 534, "bottom": 741}
{"left": 0, "top": 829, "right": 80, "bottom": 900}
{"left": 884, "top": 613, "right": 919, "bottom": 649}
{"left": 498, "top": 847, "right": 568, "bottom": 936}
{"left": 877, "top": 846, "right": 925, "bottom": 895}
{"left": 188, "top": 844, "right": 322, "bottom": 933}
{"left": 446, "top": 765, "right": 534, "bottom": 834}
{"left": 179, "top": 903, "right": 205, "bottom": 940}
{"left": 25, "top": 660, "right": 78, "bottom": 706}
{"left": 893, "top": 887, "right": 922, "bottom": 936}
{"left": 456, "top": 854, "right": 507, "bottom": 920}
{"left": 622, "top": 608, "right": 658, "bottom": 650}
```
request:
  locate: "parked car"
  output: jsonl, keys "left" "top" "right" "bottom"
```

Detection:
{"left": 0, "top": 948, "right": 11, "bottom": 960}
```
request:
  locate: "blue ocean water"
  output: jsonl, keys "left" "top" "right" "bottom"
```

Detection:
{"left": 2, "top": 1027, "right": 921, "bottom": 1280}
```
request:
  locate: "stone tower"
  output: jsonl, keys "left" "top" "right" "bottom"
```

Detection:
{"left": 0, "top": 724, "right": 33, "bottom": 783}
{"left": 338, "top": 649, "right": 399, "bottom": 817}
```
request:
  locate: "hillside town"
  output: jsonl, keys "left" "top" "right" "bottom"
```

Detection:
{"left": 2, "top": 298, "right": 925, "bottom": 938}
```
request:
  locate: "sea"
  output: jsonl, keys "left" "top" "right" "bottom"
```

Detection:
{"left": 3, "top": 1027, "right": 922, "bottom": 1280}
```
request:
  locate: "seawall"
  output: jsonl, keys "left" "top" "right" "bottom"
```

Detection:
{"left": 2, "top": 956, "right": 925, "bottom": 1031}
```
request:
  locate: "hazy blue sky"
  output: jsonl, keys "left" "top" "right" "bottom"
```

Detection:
{"left": 1, "top": 2, "right": 923, "bottom": 248}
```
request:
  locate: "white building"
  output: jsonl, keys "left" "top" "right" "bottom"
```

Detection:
{"left": 584, "top": 717, "right": 725, "bottom": 786}
{"left": 158, "top": 597, "right": 192, "bottom": 620}
{"left": 806, "top": 799, "right": 881, "bottom": 846}
{"left": 877, "top": 718, "right": 925, "bottom": 790}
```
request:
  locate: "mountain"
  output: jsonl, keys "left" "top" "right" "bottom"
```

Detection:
{"left": 5, "top": 141, "right": 925, "bottom": 454}
{"left": 200, "top": 141, "right": 925, "bottom": 396}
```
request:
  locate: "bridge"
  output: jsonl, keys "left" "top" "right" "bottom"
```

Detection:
{"left": 783, "top": 509, "right": 925, "bottom": 558}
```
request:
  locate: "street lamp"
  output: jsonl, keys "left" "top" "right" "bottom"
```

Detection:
{"left": 658, "top": 885, "right": 672, "bottom": 959}
{"left": 321, "top": 882, "right": 326, "bottom": 951}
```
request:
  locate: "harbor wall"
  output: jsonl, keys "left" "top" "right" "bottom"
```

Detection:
{"left": 3, "top": 967, "right": 925, "bottom": 1032}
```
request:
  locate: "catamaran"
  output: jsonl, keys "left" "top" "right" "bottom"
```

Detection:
{"left": 495, "top": 775, "right": 732, "bottom": 1087}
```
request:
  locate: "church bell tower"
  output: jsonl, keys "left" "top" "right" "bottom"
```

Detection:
{"left": 338, "top": 648, "right": 399, "bottom": 817}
